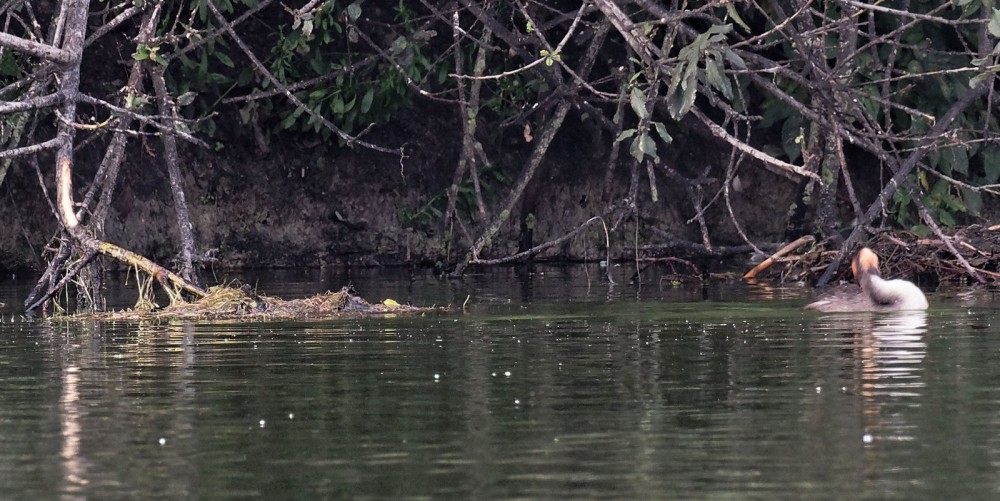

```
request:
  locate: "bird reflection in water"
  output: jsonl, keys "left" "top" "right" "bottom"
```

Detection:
{"left": 60, "top": 365, "right": 88, "bottom": 493}
{"left": 849, "top": 311, "right": 929, "bottom": 446}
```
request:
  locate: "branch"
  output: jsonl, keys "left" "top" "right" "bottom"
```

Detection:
{"left": 0, "top": 31, "right": 72, "bottom": 63}
{"left": 75, "top": 93, "right": 211, "bottom": 148}
{"left": 0, "top": 91, "right": 63, "bottom": 113}
{"left": 470, "top": 214, "right": 615, "bottom": 266}
{"left": 689, "top": 108, "right": 821, "bottom": 182}
{"left": 0, "top": 137, "right": 61, "bottom": 159}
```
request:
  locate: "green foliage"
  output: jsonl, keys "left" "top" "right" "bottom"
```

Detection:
{"left": 132, "top": 44, "right": 167, "bottom": 66}
{"left": 0, "top": 50, "right": 23, "bottom": 82}
{"left": 618, "top": 78, "right": 675, "bottom": 166}
{"left": 539, "top": 49, "right": 560, "bottom": 67}
{"left": 162, "top": 0, "right": 425, "bottom": 145}
{"left": 666, "top": 23, "right": 744, "bottom": 120}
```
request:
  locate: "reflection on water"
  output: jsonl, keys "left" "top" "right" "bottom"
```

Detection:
{"left": 865, "top": 312, "right": 928, "bottom": 399}
{"left": 0, "top": 267, "right": 999, "bottom": 498}
{"left": 60, "top": 365, "right": 85, "bottom": 493}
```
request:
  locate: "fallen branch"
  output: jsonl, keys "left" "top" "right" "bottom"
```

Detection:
{"left": 742, "top": 235, "right": 815, "bottom": 279}
{"left": 470, "top": 213, "right": 616, "bottom": 272}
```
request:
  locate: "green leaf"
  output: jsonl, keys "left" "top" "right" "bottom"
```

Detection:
{"left": 969, "top": 71, "right": 994, "bottom": 88}
{"left": 652, "top": 121, "right": 673, "bottom": 144}
{"left": 990, "top": 8, "right": 1000, "bottom": 37}
{"left": 216, "top": 51, "right": 234, "bottom": 68}
{"left": 982, "top": 147, "right": 1000, "bottom": 183}
{"left": 723, "top": 48, "right": 746, "bottom": 70}
{"left": 943, "top": 146, "right": 969, "bottom": 176}
{"left": 666, "top": 61, "right": 686, "bottom": 105}
{"left": 347, "top": 3, "right": 362, "bottom": 21}
{"left": 930, "top": 178, "right": 949, "bottom": 197}
{"left": 706, "top": 23, "right": 733, "bottom": 37}
{"left": 176, "top": 92, "right": 197, "bottom": 106}
{"left": 360, "top": 88, "right": 374, "bottom": 114}
{"left": 938, "top": 209, "right": 956, "bottom": 226}
{"left": 0, "top": 51, "right": 22, "bottom": 78}
{"left": 909, "top": 224, "right": 930, "bottom": 237}
{"left": 615, "top": 128, "right": 637, "bottom": 143}
{"left": 780, "top": 113, "right": 804, "bottom": 163}
{"left": 629, "top": 137, "right": 643, "bottom": 162}
{"left": 630, "top": 86, "right": 648, "bottom": 119}
{"left": 962, "top": 188, "right": 983, "bottom": 216}
{"left": 639, "top": 133, "right": 658, "bottom": 161}
{"left": 726, "top": 4, "right": 750, "bottom": 31}
{"left": 705, "top": 54, "right": 732, "bottom": 100}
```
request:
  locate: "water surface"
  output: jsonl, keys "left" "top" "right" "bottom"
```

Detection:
{"left": 1, "top": 266, "right": 998, "bottom": 498}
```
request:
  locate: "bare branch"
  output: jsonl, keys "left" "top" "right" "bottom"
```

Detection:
{"left": 0, "top": 137, "right": 62, "bottom": 159}
{"left": 0, "top": 91, "right": 63, "bottom": 113}
{"left": 0, "top": 31, "right": 72, "bottom": 63}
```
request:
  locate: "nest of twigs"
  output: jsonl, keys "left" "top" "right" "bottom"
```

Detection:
{"left": 73, "top": 285, "right": 440, "bottom": 321}
{"left": 747, "top": 226, "right": 1000, "bottom": 285}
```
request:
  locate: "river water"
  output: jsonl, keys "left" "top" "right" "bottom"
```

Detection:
{"left": 0, "top": 265, "right": 998, "bottom": 499}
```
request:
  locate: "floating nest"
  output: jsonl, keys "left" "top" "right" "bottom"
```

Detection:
{"left": 76, "top": 285, "right": 442, "bottom": 321}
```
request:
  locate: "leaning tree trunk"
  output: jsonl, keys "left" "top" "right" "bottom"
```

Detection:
{"left": 0, "top": 0, "right": 206, "bottom": 313}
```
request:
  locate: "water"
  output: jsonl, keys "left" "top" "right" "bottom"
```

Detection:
{"left": 1, "top": 265, "right": 999, "bottom": 499}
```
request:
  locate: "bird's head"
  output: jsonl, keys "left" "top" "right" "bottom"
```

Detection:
{"left": 851, "top": 247, "right": 881, "bottom": 281}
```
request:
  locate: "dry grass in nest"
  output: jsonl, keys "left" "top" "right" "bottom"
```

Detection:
{"left": 70, "top": 285, "right": 442, "bottom": 322}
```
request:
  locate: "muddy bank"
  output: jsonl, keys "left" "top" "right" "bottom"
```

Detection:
{"left": 1, "top": 107, "right": 799, "bottom": 273}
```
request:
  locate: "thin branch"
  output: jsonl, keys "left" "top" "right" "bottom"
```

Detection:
{"left": 0, "top": 137, "right": 62, "bottom": 159}
{"left": 689, "top": 107, "right": 821, "bottom": 182}
{"left": 75, "top": 93, "right": 210, "bottom": 148}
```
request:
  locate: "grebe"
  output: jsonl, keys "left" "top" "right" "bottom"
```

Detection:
{"left": 805, "top": 247, "right": 928, "bottom": 312}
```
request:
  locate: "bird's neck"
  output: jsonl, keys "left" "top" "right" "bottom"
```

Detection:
{"left": 862, "top": 273, "right": 917, "bottom": 307}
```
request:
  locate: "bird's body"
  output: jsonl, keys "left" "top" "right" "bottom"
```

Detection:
{"left": 805, "top": 248, "right": 928, "bottom": 312}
